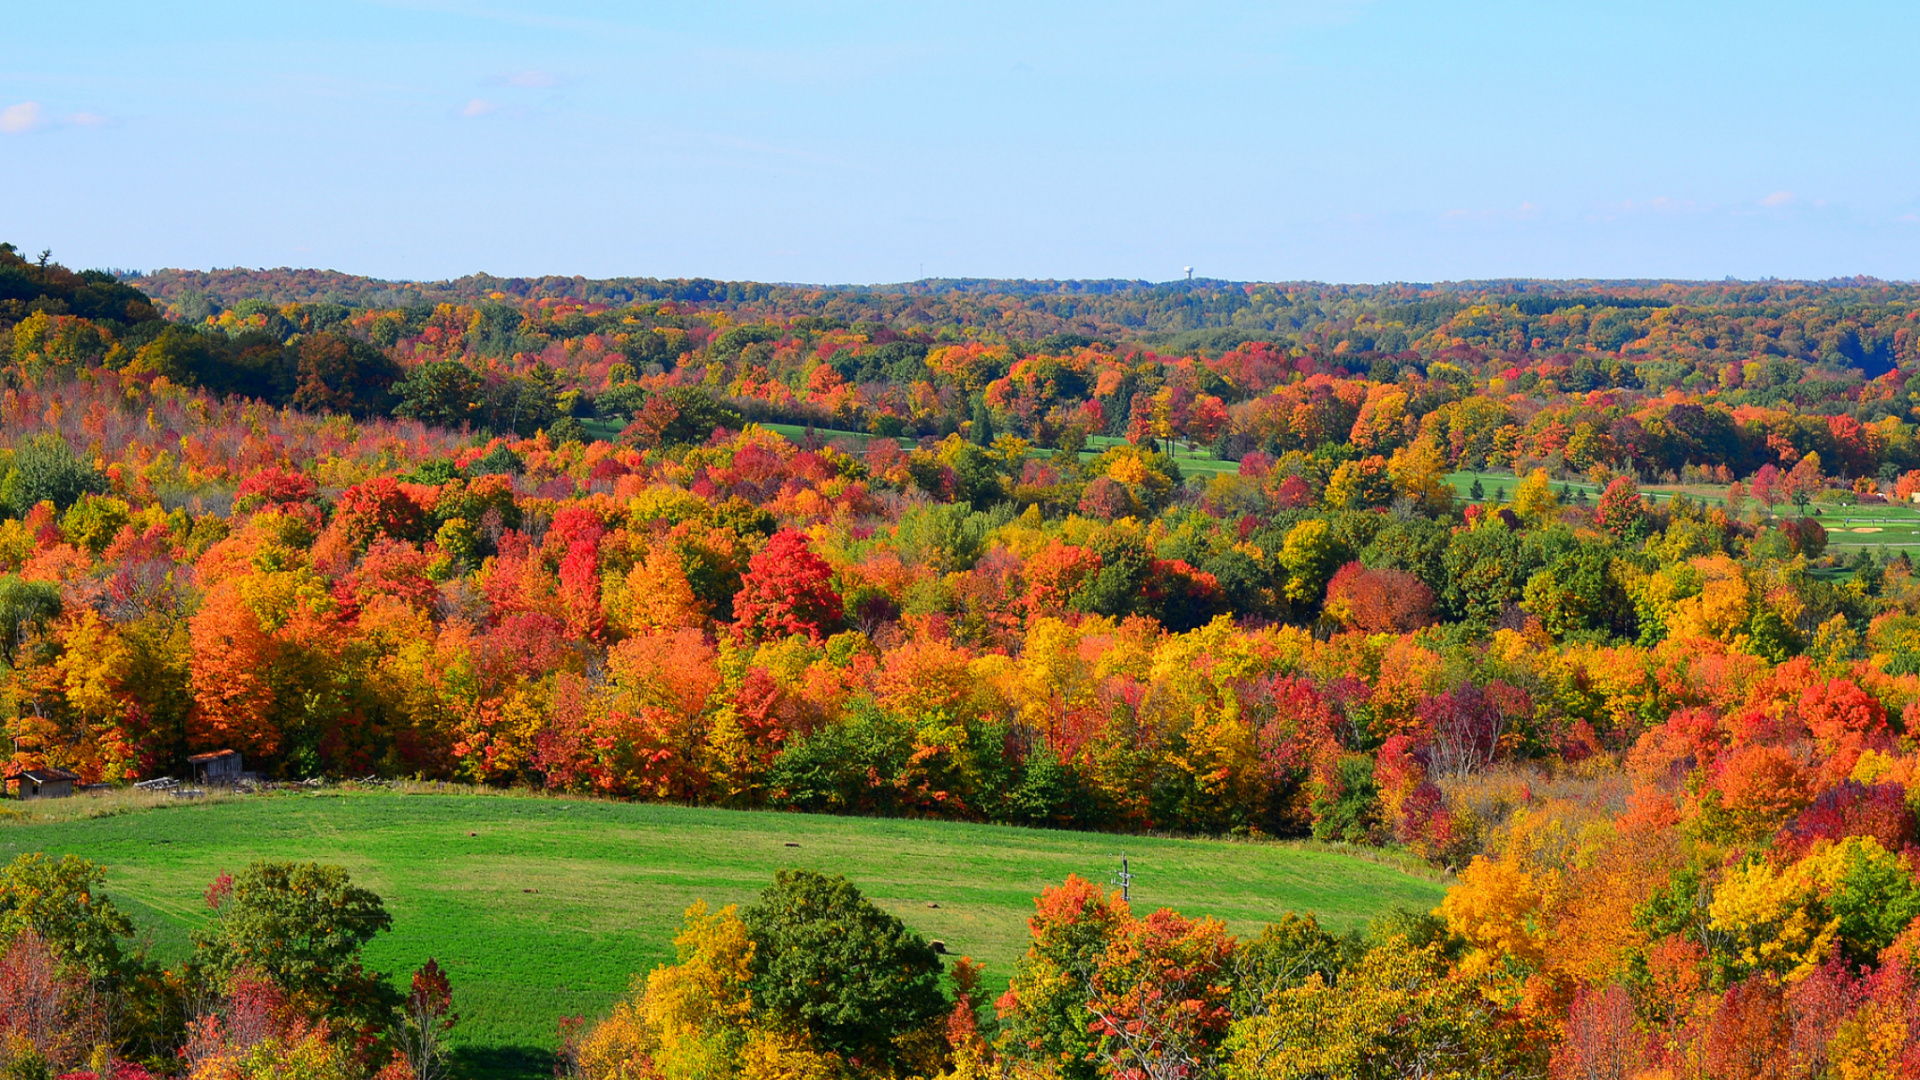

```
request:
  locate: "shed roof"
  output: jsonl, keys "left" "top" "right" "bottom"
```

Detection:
{"left": 13, "top": 767, "right": 80, "bottom": 783}
{"left": 188, "top": 750, "right": 240, "bottom": 764}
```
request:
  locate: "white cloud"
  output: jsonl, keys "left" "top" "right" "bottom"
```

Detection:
{"left": 505, "top": 70, "right": 558, "bottom": 88}
{"left": 0, "top": 102, "right": 44, "bottom": 135}
{"left": 67, "top": 112, "right": 107, "bottom": 127}
{"left": 1760, "top": 190, "right": 1795, "bottom": 207}
{"left": 462, "top": 98, "right": 497, "bottom": 117}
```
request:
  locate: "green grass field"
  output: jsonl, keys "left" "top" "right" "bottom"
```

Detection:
{"left": 4, "top": 789, "right": 1441, "bottom": 1075}
{"left": 1445, "top": 470, "right": 1920, "bottom": 549}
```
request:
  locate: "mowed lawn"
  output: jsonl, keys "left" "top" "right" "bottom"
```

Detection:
{"left": 1445, "top": 470, "right": 1920, "bottom": 549}
{"left": 1, "top": 789, "right": 1443, "bottom": 1074}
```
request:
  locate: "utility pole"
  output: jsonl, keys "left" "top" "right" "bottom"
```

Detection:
{"left": 1113, "top": 854, "right": 1133, "bottom": 903}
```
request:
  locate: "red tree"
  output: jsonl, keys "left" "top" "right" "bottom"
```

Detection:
{"left": 1324, "top": 561, "right": 1436, "bottom": 633}
{"left": 731, "top": 529, "right": 843, "bottom": 643}
{"left": 1595, "top": 476, "right": 1647, "bottom": 539}
{"left": 334, "top": 477, "right": 429, "bottom": 548}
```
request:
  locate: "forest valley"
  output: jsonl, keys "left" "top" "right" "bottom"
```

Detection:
{"left": 6, "top": 242, "right": 1920, "bottom": 1074}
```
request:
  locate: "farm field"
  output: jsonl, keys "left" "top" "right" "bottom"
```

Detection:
{"left": 2, "top": 788, "right": 1444, "bottom": 1077}
{"left": 1444, "top": 470, "right": 1920, "bottom": 548}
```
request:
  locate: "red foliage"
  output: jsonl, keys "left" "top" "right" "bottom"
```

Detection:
{"left": 235, "top": 466, "right": 318, "bottom": 508}
{"left": 1079, "top": 476, "right": 1138, "bottom": 521}
{"left": 1024, "top": 541, "right": 1101, "bottom": 622}
{"left": 1324, "top": 561, "right": 1436, "bottom": 633}
{"left": 1417, "top": 681, "right": 1517, "bottom": 779}
{"left": 348, "top": 539, "right": 440, "bottom": 613}
{"left": 1595, "top": 476, "right": 1646, "bottom": 538}
{"left": 1698, "top": 978, "right": 1790, "bottom": 1080}
{"left": 334, "top": 477, "right": 429, "bottom": 548}
{"left": 1551, "top": 984, "right": 1652, "bottom": 1080}
{"left": 1272, "top": 474, "right": 1314, "bottom": 509}
{"left": 409, "top": 957, "right": 458, "bottom": 1032}
{"left": 731, "top": 529, "right": 842, "bottom": 643}
{"left": 0, "top": 929, "right": 79, "bottom": 1061}
{"left": 1775, "top": 781, "right": 1915, "bottom": 861}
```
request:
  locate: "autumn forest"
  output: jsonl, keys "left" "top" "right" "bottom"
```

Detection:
{"left": 8, "top": 242, "right": 1920, "bottom": 1078}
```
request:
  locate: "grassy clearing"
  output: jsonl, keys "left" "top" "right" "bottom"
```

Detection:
{"left": 1444, "top": 470, "right": 1920, "bottom": 548}
{"left": 4, "top": 787, "right": 1442, "bottom": 1076}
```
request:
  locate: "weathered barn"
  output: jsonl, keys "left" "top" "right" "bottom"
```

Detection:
{"left": 9, "top": 766, "right": 79, "bottom": 800}
{"left": 189, "top": 749, "right": 244, "bottom": 785}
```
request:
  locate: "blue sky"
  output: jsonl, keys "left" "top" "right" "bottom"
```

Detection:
{"left": 4, "top": 1, "right": 1916, "bottom": 284}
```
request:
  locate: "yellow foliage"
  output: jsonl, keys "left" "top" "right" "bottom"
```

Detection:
{"left": 56, "top": 609, "right": 128, "bottom": 723}
{"left": 622, "top": 544, "right": 706, "bottom": 633}
{"left": 1826, "top": 999, "right": 1910, "bottom": 1080}
{"left": 1387, "top": 438, "right": 1453, "bottom": 513}
{"left": 1703, "top": 838, "right": 1908, "bottom": 981}
{"left": 737, "top": 1029, "right": 842, "bottom": 1080}
{"left": 1509, "top": 468, "right": 1559, "bottom": 527}
{"left": 1663, "top": 554, "right": 1749, "bottom": 644}
{"left": 1223, "top": 938, "right": 1542, "bottom": 1080}
{"left": 577, "top": 901, "right": 757, "bottom": 1080}
{"left": 1437, "top": 856, "right": 1547, "bottom": 972}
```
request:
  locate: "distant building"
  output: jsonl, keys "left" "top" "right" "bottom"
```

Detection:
{"left": 189, "top": 750, "right": 244, "bottom": 785}
{"left": 8, "top": 766, "right": 80, "bottom": 800}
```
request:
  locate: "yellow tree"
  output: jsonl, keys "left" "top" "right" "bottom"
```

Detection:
{"left": 1508, "top": 468, "right": 1559, "bottom": 527}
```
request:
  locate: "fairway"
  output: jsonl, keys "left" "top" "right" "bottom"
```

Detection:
{"left": 1445, "top": 470, "right": 1918, "bottom": 548}
{"left": 3, "top": 789, "right": 1442, "bottom": 1074}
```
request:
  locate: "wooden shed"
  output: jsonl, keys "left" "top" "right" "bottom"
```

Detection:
{"left": 189, "top": 749, "right": 244, "bottom": 785}
{"left": 9, "top": 766, "right": 79, "bottom": 800}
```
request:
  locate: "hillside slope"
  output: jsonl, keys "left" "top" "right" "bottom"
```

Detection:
{"left": 3, "top": 789, "right": 1445, "bottom": 1073}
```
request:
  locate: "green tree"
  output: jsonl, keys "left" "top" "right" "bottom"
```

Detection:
{"left": 741, "top": 870, "right": 945, "bottom": 1065}
{"left": 127, "top": 324, "right": 222, "bottom": 384}
{"left": 969, "top": 395, "right": 996, "bottom": 447}
{"left": 193, "top": 861, "right": 397, "bottom": 1025}
{"left": 0, "top": 576, "right": 60, "bottom": 667}
{"left": 392, "top": 360, "right": 486, "bottom": 427}
{"left": 1279, "top": 519, "right": 1344, "bottom": 608}
{"left": 0, "top": 853, "right": 135, "bottom": 977}
{"left": 1, "top": 434, "right": 107, "bottom": 518}
{"left": 1441, "top": 524, "right": 1535, "bottom": 631}
{"left": 1231, "top": 913, "right": 1352, "bottom": 1018}
{"left": 1520, "top": 543, "right": 1632, "bottom": 640}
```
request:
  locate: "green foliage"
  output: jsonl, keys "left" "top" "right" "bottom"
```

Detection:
{"left": 741, "top": 869, "right": 946, "bottom": 1064}
{"left": 1310, "top": 754, "right": 1381, "bottom": 843}
{"left": 767, "top": 704, "right": 916, "bottom": 816}
{"left": 1440, "top": 524, "right": 1534, "bottom": 631}
{"left": 0, "top": 576, "right": 60, "bottom": 667}
{"left": 59, "top": 492, "right": 131, "bottom": 555}
{"left": 0, "top": 245, "right": 159, "bottom": 329}
{"left": 0, "top": 852, "right": 135, "bottom": 976}
{"left": 393, "top": 360, "right": 486, "bottom": 428}
{"left": 1230, "top": 911, "right": 1353, "bottom": 1015}
{"left": 1825, "top": 839, "right": 1920, "bottom": 967}
{"left": 1, "top": 434, "right": 106, "bottom": 518}
{"left": 192, "top": 860, "right": 398, "bottom": 1025}
{"left": 1520, "top": 543, "right": 1632, "bottom": 640}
